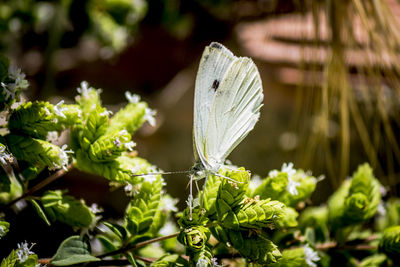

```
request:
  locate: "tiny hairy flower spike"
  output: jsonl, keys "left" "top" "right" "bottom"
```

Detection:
{"left": 221, "top": 196, "right": 286, "bottom": 230}
{"left": 253, "top": 166, "right": 317, "bottom": 207}
{"left": 8, "top": 101, "right": 81, "bottom": 139}
{"left": 88, "top": 130, "right": 133, "bottom": 162}
{"left": 107, "top": 93, "right": 151, "bottom": 134}
{"left": 5, "top": 134, "right": 71, "bottom": 170}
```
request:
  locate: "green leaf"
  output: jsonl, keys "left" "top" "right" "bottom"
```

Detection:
{"left": 150, "top": 254, "right": 189, "bottom": 267}
{"left": 379, "top": 226, "right": 400, "bottom": 264}
{"left": 15, "top": 254, "right": 38, "bottom": 267}
{"left": 41, "top": 190, "right": 95, "bottom": 228}
{"left": 29, "top": 199, "right": 51, "bottom": 226}
{"left": 125, "top": 176, "right": 163, "bottom": 235}
{"left": 97, "top": 235, "right": 118, "bottom": 253}
{"left": 107, "top": 101, "right": 148, "bottom": 135}
{"left": 328, "top": 163, "right": 381, "bottom": 232}
{"left": 102, "top": 221, "right": 127, "bottom": 241}
{"left": 50, "top": 236, "right": 100, "bottom": 266}
{"left": 1, "top": 250, "right": 18, "bottom": 267}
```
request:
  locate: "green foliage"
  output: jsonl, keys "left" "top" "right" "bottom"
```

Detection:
{"left": 252, "top": 164, "right": 317, "bottom": 207}
{"left": 40, "top": 190, "right": 95, "bottom": 228}
{"left": 379, "top": 226, "right": 400, "bottom": 264}
{"left": 4, "top": 134, "right": 70, "bottom": 170}
{"left": 150, "top": 254, "right": 189, "bottom": 267}
{"left": 50, "top": 236, "right": 100, "bottom": 266}
{"left": 8, "top": 101, "right": 81, "bottom": 139}
{"left": 299, "top": 206, "right": 329, "bottom": 242}
{"left": 269, "top": 244, "right": 320, "bottom": 267}
{"left": 178, "top": 226, "right": 210, "bottom": 252}
{"left": 359, "top": 254, "right": 387, "bottom": 267}
{"left": 1, "top": 250, "right": 18, "bottom": 267}
{"left": 222, "top": 196, "right": 286, "bottom": 230}
{"left": 328, "top": 163, "right": 381, "bottom": 232}
{"left": 125, "top": 175, "right": 163, "bottom": 236}
{"left": 72, "top": 82, "right": 156, "bottom": 184}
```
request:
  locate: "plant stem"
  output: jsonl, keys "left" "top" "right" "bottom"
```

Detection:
{"left": 0, "top": 163, "right": 73, "bottom": 212}
{"left": 97, "top": 232, "right": 180, "bottom": 258}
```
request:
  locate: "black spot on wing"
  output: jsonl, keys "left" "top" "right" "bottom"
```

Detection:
{"left": 210, "top": 43, "right": 222, "bottom": 50}
{"left": 212, "top": 79, "right": 220, "bottom": 91}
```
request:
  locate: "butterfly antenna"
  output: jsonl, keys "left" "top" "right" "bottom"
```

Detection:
{"left": 214, "top": 173, "right": 244, "bottom": 184}
{"left": 131, "top": 170, "right": 191, "bottom": 177}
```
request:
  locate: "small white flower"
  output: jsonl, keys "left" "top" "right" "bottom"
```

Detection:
{"left": 0, "top": 145, "right": 13, "bottom": 165}
{"left": 211, "top": 258, "right": 221, "bottom": 267}
{"left": 144, "top": 107, "right": 156, "bottom": 127}
{"left": 143, "top": 174, "right": 157, "bottom": 184}
{"left": 124, "top": 183, "right": 133, "bottom": 195}
{"left": 46, "top": 131, "right": 59, "bottom": 143}
{"left": 124, "top": 141, "right": 136, "bottom": 151}
{"left": 77, "top": 81, "right": 90, "bottom": 96}
{"left": 159, "top": 221, "right": 176, "bottom": 236}
{"left": 1, "top": 82, "right": 14, "bottom": 100}
{"left": 125, "top": 91, "right": 140, "bottom": 104}
{"left": 89, "top": 203, "right": 103, "bottom": 214}
{"left": 377, "top": 203, "right": 386, "bottom": 216}
{"left": 249, "top": 175, "right": 262, "bottom": 189}
{"left": 281, "top": 162, "right": 296, "bottom": 180}
{"left": 287, "top": 177, "right": 300, "bottom": 196}
{"left": 268, "top": 170, "right": 278, "bottom": 178}
{"left": 100, "top": 110, "right": 112, "bottom": 117}
{"left": 304, "top": 243, "right": 320, "bottom": 267}
{"left": 161, "top": 196, "right": 179, "bottom": 212}
{"left": 196, "top": 258, "right": 208, "bottom": 267}
{"left": 113, "top": 138, "right": 121, "bottom": 147}
{"left": 2, "top": 66, "right": 29, "bottom": 101}
{"left": 54, "top": 100, "right": 67, "bottom": 118}
{"left": 16, "top": 242, "right": 35, "bottom": 263}
{"left": 43, "top": 107, "right": 51, "bottom": 116}
{"left": 49, "top": 144, "right": 73, "bottom": 171}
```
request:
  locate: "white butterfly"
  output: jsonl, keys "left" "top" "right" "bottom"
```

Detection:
{"left": 189, "top": 42, "right": 264, "bottom": 216}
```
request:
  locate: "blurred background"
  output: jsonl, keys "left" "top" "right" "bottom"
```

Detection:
{"left": 1, "top": 0, "right": 400, "bottom": 257}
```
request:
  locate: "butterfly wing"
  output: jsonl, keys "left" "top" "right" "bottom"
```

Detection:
{"left": 193, "top": 42, "right": 236, "bottom": 169}
{"left": 205, "top": 56, "right": 263, "bottom": 166}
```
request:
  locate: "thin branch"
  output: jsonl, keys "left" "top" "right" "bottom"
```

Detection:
{"left": 0, "top": 163, "right": 74, "bottom": 212}
{"left": 97, "top": 232, "right": 180, "bottom": 258}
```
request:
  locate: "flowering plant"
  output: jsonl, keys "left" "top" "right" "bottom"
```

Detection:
{"left": 0, "top": 55, "right": 399, "bottom": 267}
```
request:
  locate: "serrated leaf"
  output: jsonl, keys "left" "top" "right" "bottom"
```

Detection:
{"left": 41, "top": 190, "right": 95, "bottom": 228}
{"left": 97, "top": 235, "right": 118, "bottom": 253}
{"left": 50, "top": 236, "right": 100, "bottom": 266}
{"left": 16, "top": 254, "right": 38, "bottom": 267}
{"left": 29, "top": 199, "right": 51, "bottom": 226}
{"left": 103, "top": 221, "right": 127, "bottom": 241}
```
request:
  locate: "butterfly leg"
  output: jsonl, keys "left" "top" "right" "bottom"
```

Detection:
{"left": 189, "top": 173, "right": 193, "bottom": 221}
{"left": 215, "top": 172, "right": 244, "bottom": 184}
